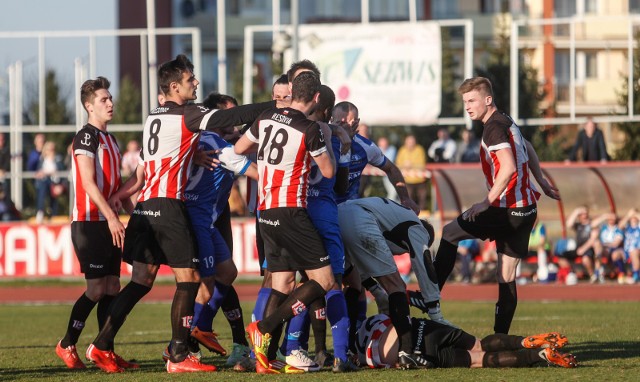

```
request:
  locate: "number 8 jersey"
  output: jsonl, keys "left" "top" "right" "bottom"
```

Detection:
{"left": 138, "top": 100, "right": 272, "bottom": 202}
{"left": 245, "top": 107, "right": 327, "bottom": 210}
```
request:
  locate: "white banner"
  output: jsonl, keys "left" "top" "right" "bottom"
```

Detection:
{"left": 295, "top": 21, "right": 442, "bottom": 125}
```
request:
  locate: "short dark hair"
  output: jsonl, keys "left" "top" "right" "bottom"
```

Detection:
{"left": 287, "top": 59, "right": 320, "bottom": 82}
{"left": 291, "top": 71, "right": 320, "bottom": 103}
{"left": 202, "top": 92, "right": 238, "bottom": 110}
{"left": 80, "top": 76, "right": 110, "bottom": 110}
{"left": 316, "top": 85, "right": 335, "bottom": 122}
{"left": 332, "top": 101, "right": 358, "bottom": 121}
{"left": 273, "top": 74, "right": 289, "bottom": 88}
{"left": 158, "top": 54, "right": 194, "bottom": 95}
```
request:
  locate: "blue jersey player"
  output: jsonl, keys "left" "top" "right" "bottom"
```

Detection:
{"left": 182, "top": 130, "right": 258, "bottom": 366}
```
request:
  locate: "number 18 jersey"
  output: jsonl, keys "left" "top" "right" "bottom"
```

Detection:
{"left": 245, "top": 107, "right": 327, "bottom": 210}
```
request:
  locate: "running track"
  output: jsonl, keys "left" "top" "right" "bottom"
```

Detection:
{"left": 1, "top": 282, "right": 639, "bottom": 304}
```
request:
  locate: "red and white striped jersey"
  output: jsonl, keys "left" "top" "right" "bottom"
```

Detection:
{"left": 138, "top": 100, "right": 275, "bottom": 202}
{"left": 72, "top": 124, "right": 122, "bottom": 221}
{"left": 356, "top": 314, "right": 393, "bottom": 368}
{"left": 480, "top": 111, "right": 540, "bottom": 208}
{"left": 245, "top": 108, "right": 327, "bottom": 210}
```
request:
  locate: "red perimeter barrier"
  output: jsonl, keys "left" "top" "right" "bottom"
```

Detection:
{"left": 0, "top": 219, "right": 261, "bottom": 278}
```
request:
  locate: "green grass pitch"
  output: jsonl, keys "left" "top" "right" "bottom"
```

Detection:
{"left": 1, "top": 300, "right": 639, "bottom": 381}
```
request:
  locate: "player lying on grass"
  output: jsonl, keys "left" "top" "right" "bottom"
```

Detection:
{"left": 356, "top": 314, "right": 578, "bottom": 369}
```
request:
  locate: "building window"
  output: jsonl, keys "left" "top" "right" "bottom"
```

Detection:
{"left": 370, "top": 0, "right": 408, "bottom": 20}
{"left": 555, "top": 51, "right": 570, "bottom": 101}
{"left": 632, "top": 0, "right": 640, "bottom": 13}
{"left": 481, "top": 0, "right": 524, "bottom": 14}
{"left": 554, "top": 0, "right": 576, "bottom": 17}
{"left": 585, "top": 52, "right": 597, "bottom": 79}
{"left": 433, "top": 0, "right": 458, "bottom": 19}
{"left": 584, "top": 0, "right": 597, "bottom": 13}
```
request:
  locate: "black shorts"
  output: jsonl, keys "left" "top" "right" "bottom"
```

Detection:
{"left": 259, "top": 207, "right": 329, "bottom": 272}
{"left": 123, "top": 198, "right": 199, "bottom": 269}
{"left": 411, "top": 318, "right": 476, "bottom": 368}
{"left": 71, "top": 221, "right": 122, "bottom": 279}
{"left": 255, "top": 215, "right": 266, "bottom": 276}
{"left": 457, "top": 204, "right": 537, "bottom": 258}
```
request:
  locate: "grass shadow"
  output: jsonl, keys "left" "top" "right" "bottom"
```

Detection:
{"left": 571, "top": 340, "right": 640, "bottom": 362}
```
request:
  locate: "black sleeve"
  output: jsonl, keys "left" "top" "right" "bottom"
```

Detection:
{"left": 483, "top": 118, "right": 511, "bottom": 150}
{"left": 334, "top": 166, "right": 350, "bottom": 194}
{"left": 72, "top": 128, "right": 99, "bottom": 157}
{"left": 304, "top": 122, "right": 328, "bottom": 156}
{"left": 204, "top": 101, "right": 276, "bottom": 132}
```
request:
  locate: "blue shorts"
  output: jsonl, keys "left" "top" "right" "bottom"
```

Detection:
{"left": 192, "top": 224, "right": 232, "bottom": 278}
{"left": 308, "top": 199, "right": 345, "bottom": 275}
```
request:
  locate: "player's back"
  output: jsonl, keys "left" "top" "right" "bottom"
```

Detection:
{"left": 253, "top": 107, "right": 322, "bottom": 210}
{"left": 337, "top": 134, "right": 386, "bottom": 204}
{"left": 138, "top": 102, "right": 201, "bottom": 202}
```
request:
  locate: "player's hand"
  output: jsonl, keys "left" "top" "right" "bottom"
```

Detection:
{"left": 194, "top": 149, "right": 221, "bottom": 170}
{"left": 401, "top": 197, "right": 420, "bottom": 215}
{"left": 540, "top": 179, "right": 560, "bottom": 200}
{"left": 333, "top": 126, "right": 352, "bottom": 155}
{"left": 463, "top": 199, "right": 490, "bottom": 222}
{"left": 107, "top": 215, "right": 125, "bottom": 249}
{"left": 108, "top": 195, "right": 122, "bottom": 213}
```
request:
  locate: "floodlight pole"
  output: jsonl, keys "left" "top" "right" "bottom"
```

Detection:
{"left": 217, "top": 0, "right": 227, "bottom": 94}
{"left": 146, "top": 0, "right": 158, "bottom": 110}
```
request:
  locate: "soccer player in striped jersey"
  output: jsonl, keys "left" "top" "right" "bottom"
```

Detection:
{"left": 236, "top": 71, "right": 337, "bottom": 374}
{"left": 56, "top": 77, "right": 133, "bottom": 370}
{"left": 86, "top": 55, "right": 274, "bottom": 373}
{"left": 433, "top": 77, "right": 560, "bottom": 335}
{"left": 355, "top": 314, "right": 577, "bottom": 369}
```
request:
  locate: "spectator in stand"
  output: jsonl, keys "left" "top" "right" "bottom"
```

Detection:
{"left": 35, "top": 141, "right": 66, "bottom": 223}
{"left": 597, "top": 213, "right": 626, "bottom": 283}
{"left": 566, "top": 117, "right": 608, "bottom": 163}
{"left": 377, "top": 136, "right": 398, "bottom": 201}
{"left": 428, "top": 128, "right": 457, "bottom": 163}
{"left": 456, "top": 239, "right": 480, "bottom": 283}
{"left": 456, "top": 128, "right": 481, "bottom": 163}
{"left": 120, "top": 140, "right": 141, "bottom": 179}
{"left": 395, "top": 134, "right": 428, "bottom": 211}
{"left": 565, "top": 206, "right": 603, "bottom": 283}
{"left": 27, "top": 133, "right": 46, "bottom": 172}
{"left": 0, "top": 133, "right": 11, "bottom": 186}
{"left": 0, "top": 183, "right": 20, "bottom": 221}
{"left": 619, "top": 208, "right": 640, "bottom": 284}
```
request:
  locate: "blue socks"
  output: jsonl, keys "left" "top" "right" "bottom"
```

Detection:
{"left": 192, "top": 282, "right": 230, "bottom": 331}
{"left": 281, "top": 310, "right": 310, "bottom": 355}
{"left": 252, "top": 287, "right": 272, "bottom": 322}
{"left": 325, "top": 290, "right": 349, "bottom": 361}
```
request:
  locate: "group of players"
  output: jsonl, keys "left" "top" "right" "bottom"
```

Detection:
{"left": 54, "top": 55, "right": 577, "bottom": 374}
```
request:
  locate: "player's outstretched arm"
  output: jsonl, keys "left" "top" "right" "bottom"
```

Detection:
{"left": 525, "top": 139, "right": 560, "bottom": 200}
{"left": 202, "top": 101, "right": 276, "bottom": 131}
{"left": 380, "top": 160, "right": 419, "bottom": 214}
